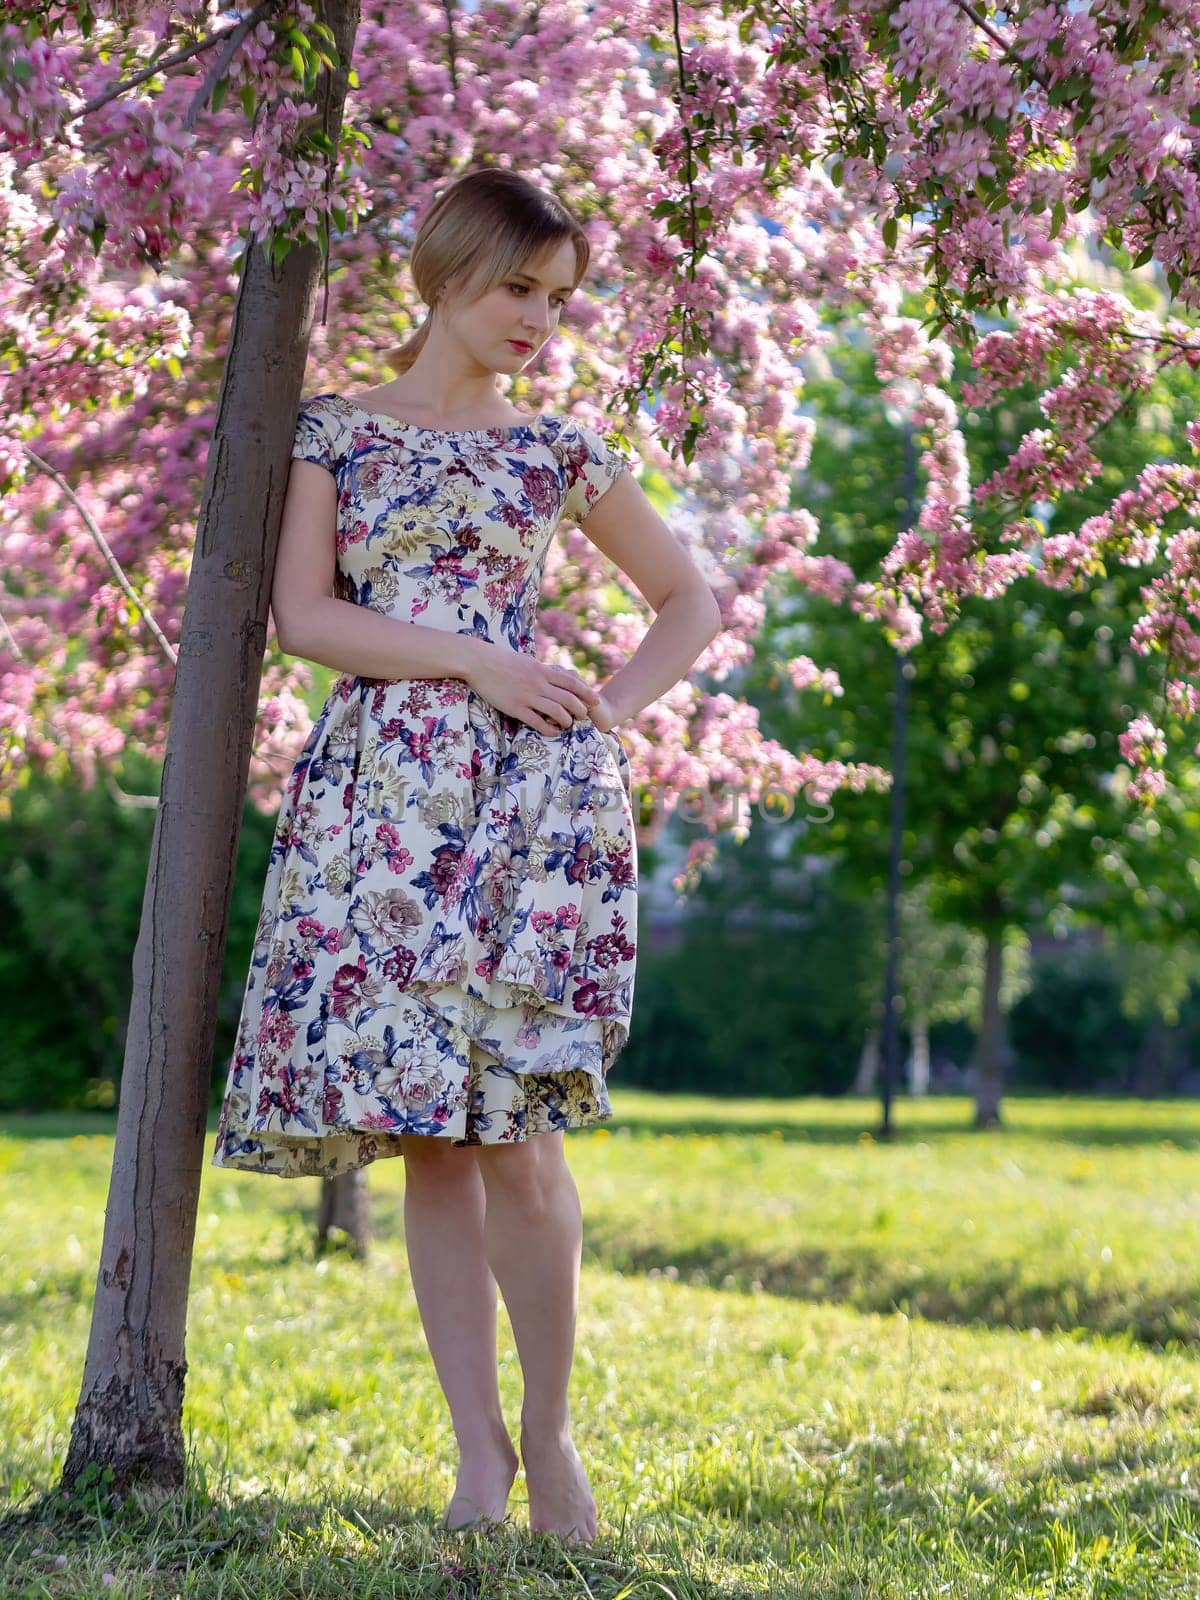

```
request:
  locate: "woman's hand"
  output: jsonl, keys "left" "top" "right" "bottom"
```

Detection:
{"left": 587, "top": 685, "right": 624, "bottom": 735}
{"left": 466, "top": 642, "right": 601, "bottom": 737}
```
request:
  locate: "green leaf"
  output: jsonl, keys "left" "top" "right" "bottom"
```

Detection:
{"left": 1048, "top": 73, "right": 1090, "bottom": 106}
{"left": 210, "top": 74, "right": 228, "bottom": 114}
{"left": 883, "top": 215, "right": 898, "bottom": 251}
{"left": 1133, "top": 245, "right": 1155, "bottom": 268}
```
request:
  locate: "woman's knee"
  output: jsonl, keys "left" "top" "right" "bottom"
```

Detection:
{"left": 475, "top": 1132, "right": 568, "bottom": 1213}
{"left": 400, "top": 1133, "right": 478, "bottom": 1188}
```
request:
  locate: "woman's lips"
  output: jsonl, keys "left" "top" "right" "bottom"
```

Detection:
{"left": 508, "top": 339, "right": 532, "bottom": 352}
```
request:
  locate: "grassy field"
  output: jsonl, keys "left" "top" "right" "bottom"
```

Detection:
{"left": 2, "top": 1091, "right": 1199, "bottom": 1597}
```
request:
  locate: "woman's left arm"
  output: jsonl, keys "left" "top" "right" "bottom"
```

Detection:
{"left": 572, "top": 472, "right": 723, "bottom": 732}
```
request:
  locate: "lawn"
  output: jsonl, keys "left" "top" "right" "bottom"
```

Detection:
{"left": 1, "top": 1091, "right": 1198, "bottom": 1597}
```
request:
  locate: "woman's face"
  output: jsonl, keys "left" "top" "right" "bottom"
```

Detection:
{"left": 445, "top": 238, "right": 579, "bottom": 372}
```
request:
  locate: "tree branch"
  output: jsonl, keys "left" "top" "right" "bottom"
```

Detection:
{"left": 671, "top": 0, "right": 699, "bottom": 279}
{"left": 183, "top": 1, "right": 279, "bottom": 131}
{"left": 947, "top": 0, "right": 1051, "bottom": 92}
{"left": 67, "top": 1, "right": 281, "bottom": 126}
{"left": 441, "top": 0, "right": 459, "bottom": 95}
{"left": 20, "top": 443, "right": 179, "bottom": 667}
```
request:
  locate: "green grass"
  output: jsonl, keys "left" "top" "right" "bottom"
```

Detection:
{"left": 2, "top": 1091, "right": 1199, "bottom": 1597}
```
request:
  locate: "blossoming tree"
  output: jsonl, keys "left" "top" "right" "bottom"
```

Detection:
{"left": 4, "top": 0, "right": 1200, "bottom": 1495}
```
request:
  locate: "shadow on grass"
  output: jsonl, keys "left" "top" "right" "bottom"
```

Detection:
{"left": 578, "top": 1226, "right": 1200, "bottom": 1353}
{"left": 3, "top": 1100, "right": 1198, "bottom": 1151}
{"left": 605, "top": 1101, "right": 1200, "bottom": 1152}
{"left": 0, "top": 1478, "right": 819, "bottom": 1600}
{"left": 1, "top": 1426, "right": 1196, "bottom": 1600}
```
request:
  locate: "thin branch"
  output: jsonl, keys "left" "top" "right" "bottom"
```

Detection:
{"left": 67, "top": 1, "right": 281, "bottom": 125}
{"left": 21, "top": 442, "right": 179, "bottom": 667}
{"left": 102, "top": 739, "right": 297, "bottom": 806}
{"left": 104, "top": 770, "right": 160, "bottom": 809}
{"left": 0, "top": 602, "right": 23, "bottom": 658}
{"left": 504, "top": 1, "right": 543, "bottom": 51}
{"left": 947, "top": 0, "right": 1052, "bottom": 91}
{"left": 441, "top": 0, "right": 460, "bottom": 95}
{"left": 183, "top": 1, "right": 279, "bottom": 131}
{"left": 670, "top": 0, "right": 699, "bottom": 281}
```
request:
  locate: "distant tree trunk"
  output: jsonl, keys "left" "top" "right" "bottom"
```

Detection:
{"left": 973, "top": 932, "right": 1006, "bottom": 1128}
{"left": 907, "top": 1011, "right": 930, "bottom": 1096}
{"left": 853, "top": 1026, "right": 880, "bottom": 1095}
{"left": 317, "top": 1171, "right": 372, "bottom": 1256}
{"left": 1132, "top": 1016, "right": 1174, "bottom": 1098}
{"left": 59, "top": 2, "right": 361, "bottom": 1505}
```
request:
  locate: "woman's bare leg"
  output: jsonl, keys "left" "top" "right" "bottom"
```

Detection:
{"left": 473, "top": 1130, "right": 597, "bottom": 1543}
{"left": 399, "top": 1134, "right": 519, "bottom": 1528}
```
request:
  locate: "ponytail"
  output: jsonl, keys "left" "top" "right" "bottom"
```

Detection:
{"left": 385, "top": 310, "right": 433, "bottom": 375}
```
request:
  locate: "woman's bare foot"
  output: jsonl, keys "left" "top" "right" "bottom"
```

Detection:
{"left": 519, "top": 1420, "right": 598, "bottom": 1544}
{"left": 442, "top": 1433, "right": 520, "bottom": 1532}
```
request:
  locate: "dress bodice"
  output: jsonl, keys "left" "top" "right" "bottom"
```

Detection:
{"left": 291, "top": 392, "right": 632, "bottom": 657}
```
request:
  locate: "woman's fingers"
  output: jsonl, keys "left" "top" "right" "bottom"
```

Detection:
{"left": 550, "top": 669, "right": 599, "bottom": 708}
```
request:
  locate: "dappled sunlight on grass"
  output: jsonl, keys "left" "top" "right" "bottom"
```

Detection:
{"left": 1, "top": 1093, "right": 1199, "bottom": 1596}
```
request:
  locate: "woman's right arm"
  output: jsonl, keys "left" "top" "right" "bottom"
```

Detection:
{"left": 270, "top": 458, "right": 484, "bottom": 682}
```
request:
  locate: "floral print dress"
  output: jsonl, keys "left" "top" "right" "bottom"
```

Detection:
{"left": 210, "top": 392, "right": 638, "bottom": 1179}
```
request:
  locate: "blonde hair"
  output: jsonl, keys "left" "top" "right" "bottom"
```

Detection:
{"left": 385, "top": 168, "right": 590, "bottom": 374}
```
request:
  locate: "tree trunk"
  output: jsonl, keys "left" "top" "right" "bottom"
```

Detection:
{"left": 973, "top": 932, "right": 1006, "bottom": 1128}
{"left": 60, "top": 2, "right": 361, "bottom": 1504}
{"left": 907, "top": 1010, "right": 930, "bottom": 1097}
{"left": 852, "top": 1026, "right": 880, "bottom": 1095}
{"left": 1132, "top": 1016, "right": 1174, "bottom": 1098}
{"left": 317, "top": 1171, "right": 372, "bottom": 1257}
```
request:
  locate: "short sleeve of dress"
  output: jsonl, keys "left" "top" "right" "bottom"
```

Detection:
{"left": 560, "top": 420, "right": 633, "bottom": 525}
{"left": 291, "top": 393, "right": 342, "bottom": 474}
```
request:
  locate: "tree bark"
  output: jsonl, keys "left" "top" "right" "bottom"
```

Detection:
{"left": 852, "top": 1026, "right": 880, "bottom": 1095}
{"left": 973, "top": 932, "right": 1006, "bottom": 1128}
{"left": 60, "top": 0, "right": 361, "bottom": 1503}
{"left": 1132, "top": 1016, "right": 1174, "bottom": 1098}
{"left": 907, "top": 1010, "right": 930, "bottom": 1096}
{"left": 317, "top": 1170, "right": 372, "bottom": 1257}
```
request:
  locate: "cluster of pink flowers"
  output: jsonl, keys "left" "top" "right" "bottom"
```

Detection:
{"left": 0, "top": 23, "right": 68, "bottom": 153}
{"left": 786, "top": 655, "right": 844, "bottom": 697}
{"left": 5, "top": 0, "right": 1200, "bottom": 856}
{"left": 1119, "top": 714, "right": 1169, "bottom": 802}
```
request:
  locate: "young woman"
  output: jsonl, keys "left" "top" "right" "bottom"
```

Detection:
{"left": 211, "top": 168, "right": 721, "bottom": 1545}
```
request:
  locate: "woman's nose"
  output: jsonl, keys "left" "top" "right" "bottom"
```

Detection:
{"left": 523, "top": 303, "right": 552, "bottom": 336}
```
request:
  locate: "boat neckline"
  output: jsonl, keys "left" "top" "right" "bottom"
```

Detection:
{"left": 325, "top": 392, "right": 550, "bottom": 438}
